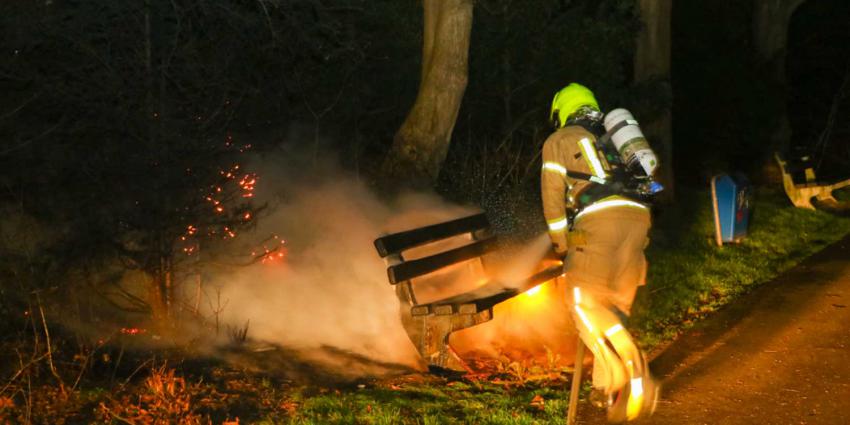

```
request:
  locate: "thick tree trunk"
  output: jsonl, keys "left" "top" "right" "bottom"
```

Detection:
{"left": 635, "top": 0, "right": 674, "bottom": 198}
{"left": 753, "top": 0, "right": 807, "bottom": 153}
{"left": 382, "top": 0, "right": 473, "bottom": 189}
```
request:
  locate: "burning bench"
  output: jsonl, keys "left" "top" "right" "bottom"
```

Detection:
{"left": 374, "top": 212, "right": 563, "bottom": 371}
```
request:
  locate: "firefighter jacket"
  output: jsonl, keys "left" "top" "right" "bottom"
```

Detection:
{"left": 541, "top": 124, "right": 643, "bottom": 253}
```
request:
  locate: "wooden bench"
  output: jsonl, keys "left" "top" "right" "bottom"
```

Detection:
{"left": 775, "top": 152, "right": 850, "bottom": 210}
{"left": 373, "top": 212, "right": 563, "bottom": 371}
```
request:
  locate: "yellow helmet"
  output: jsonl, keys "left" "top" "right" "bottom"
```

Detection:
{"left": 549, "top": 83, "right": 600, "bottom": 128}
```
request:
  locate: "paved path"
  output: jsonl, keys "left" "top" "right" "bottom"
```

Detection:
{"left": 578, "top": 235, "right": 850, "bottom": 425}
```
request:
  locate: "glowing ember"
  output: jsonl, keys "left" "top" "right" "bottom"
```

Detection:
{"left": 175, "top": 137, "right": 283, "bottom": 269}
{"left": 255, "top": 238, "right": 287, "bottom": 265}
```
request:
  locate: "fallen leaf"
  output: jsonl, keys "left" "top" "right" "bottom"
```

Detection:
{"left": 279, "top": 400, "right": 299, "bottom": 414}
{"left": 0, "top": 396, "right": 15, "bottom": 409}
{"left": 530, "top": 394, "right": 545, "bottom": 410}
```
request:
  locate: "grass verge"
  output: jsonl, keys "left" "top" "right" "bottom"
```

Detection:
{"left": 631, "top": 186, "right": 850, "bottom": 347}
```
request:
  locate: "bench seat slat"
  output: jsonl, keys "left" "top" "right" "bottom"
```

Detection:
{"left": 387, "top": 236, "right": 498, "bottom": 284}
{"left": 374, "top": 213, "right": 490, "bottom": 257}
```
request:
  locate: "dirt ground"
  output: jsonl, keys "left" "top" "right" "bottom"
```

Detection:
{"left": 578, "top": 234, "right": 850, "bottom": 425}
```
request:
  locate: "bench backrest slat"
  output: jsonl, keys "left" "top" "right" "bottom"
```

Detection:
{"left": 387, "top": 236, "right": 498, "bottom": 284}
{"left": 374, "top": 212, "right": 490, "bottom": 258}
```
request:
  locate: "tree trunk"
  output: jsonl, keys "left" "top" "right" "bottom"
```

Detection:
{"left": 382, "top": 0, "right": 473, "bottom": 189}
{"left": 753, "top": 0, "right": 806, "bottom": 81}
{"left": 148, "top": 272, "right": 168, "bottom": 322}
{"left": 148, "top": 253, "right": 175, "bottom": 329}
{"left": 635, "top": 0, "right": 674, "bottom": 198}
{"left": 635, "top": 0, "right": 671, "bottom": 79}
{"left": 753, "top": 0, "right": 807, "bottom": 153}
{"left": 499, "top": 1, "right": 512, "bottom": 138}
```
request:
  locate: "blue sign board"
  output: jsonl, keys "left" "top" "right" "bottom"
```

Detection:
{"left": 711, "top": 174, "right": 751, "bottom": 246}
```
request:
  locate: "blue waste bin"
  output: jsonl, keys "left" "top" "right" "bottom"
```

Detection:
{"left": 711, "top": 174, "right": 751, "bottom": 246}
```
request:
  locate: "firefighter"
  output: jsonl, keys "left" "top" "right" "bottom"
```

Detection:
{"left": 541, "top": 83, "right": 659, "bottom": 422}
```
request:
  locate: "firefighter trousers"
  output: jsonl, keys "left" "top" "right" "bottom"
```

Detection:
{"left": 564, "top": 205, "right": 651, "bottom": 393}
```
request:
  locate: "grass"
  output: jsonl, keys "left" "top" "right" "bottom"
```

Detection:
{"left": 283, "top": 379, "right": 579, "bottom": 425}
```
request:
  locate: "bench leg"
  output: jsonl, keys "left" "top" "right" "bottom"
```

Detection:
{"left": 400, "top": 310, "right": 492, "bottom": 372}
{"left": 426, "top": 312, "right": 492, "bottom": 371}
{"left": 422, "top": 315, "right": 469, "bottom": 371}
{"left": 786, "top": 186, "right": 817, "bottom": 210}
{"left": 775, "top": 153, "right": 818, "bottom": 210}
{"left": 395, "top": 284, "right": 427, "bottom": 371}
{"left": 397, "top": 311, "right": 460, "bottom": 371}
{"left": 815, "top": 191, "right": 838, "bottom": 204}
{"left": 395, "top": 283, "right": 496, "bottom": 372}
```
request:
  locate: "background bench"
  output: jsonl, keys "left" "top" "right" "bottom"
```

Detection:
{"left": 374, "top": 212, "right": 563, "bottom": 371}
{"left": 775, "top": 152, "right": 850, "bottom": 210}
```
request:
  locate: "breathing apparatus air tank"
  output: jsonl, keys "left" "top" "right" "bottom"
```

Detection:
{"left": 603, "top": 108, "right": 658, "bottom": 178}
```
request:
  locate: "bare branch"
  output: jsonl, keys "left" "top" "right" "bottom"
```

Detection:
{"left": 0, "top": 120, "right": 64, "bottom": 156}
{"left": 0, "top": 90, "right": 42, "bottom": 122}
{"left": 36, "top": 294, "right": 65, "bottom": 394}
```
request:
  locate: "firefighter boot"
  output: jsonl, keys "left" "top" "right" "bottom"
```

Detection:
{"left": 572, "top": 286, "right": 659, "bottom": 421}
{"left": 606, "top": 368, "right": 659, "bottom": 423}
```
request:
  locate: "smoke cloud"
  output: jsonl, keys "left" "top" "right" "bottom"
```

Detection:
{"left": 206, "top": 150, "right": 577, "bottom": 380}
{"left": 207, "top": 152, "right": 475, "bottom": 378}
